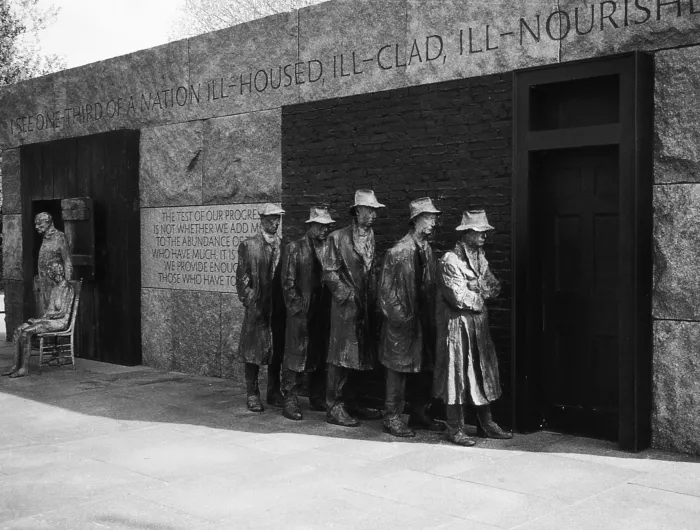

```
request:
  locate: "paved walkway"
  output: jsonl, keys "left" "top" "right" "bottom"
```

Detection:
{"left": 0, "top": 337, "right": 699, "bottom": 529}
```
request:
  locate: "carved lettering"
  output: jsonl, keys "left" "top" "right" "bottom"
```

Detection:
{"left": 426, "top": 34, "right": 444, "bottom": 60}
{"left": 547, "top": 10, "right": 571, "bottom": 40}
{"left": 408, "top": 39, "right": 423, "bottom": 64}
{"left": 255, "top": 69, "right": 269, "bottom": 91}
{"left": 657, "top": 0, "right": 682, "bottom": 19}
{"left": 520, "top": 15, "right": 541, "bottom": 44}
{"left": 308, "top": 60, "right": 323, "bottom": 83}
{"left": 576, "top": 6, "right": 596, "bottom": 34}
{"left": 600, "top": 1, "right": 620, "bottom": 29}
{"left": 377, "top": 45, "right": 393, "bottom": 69}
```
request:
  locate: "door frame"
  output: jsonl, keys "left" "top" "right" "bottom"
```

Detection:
{"left": 511, "top": 52, "right": 654, "bottom": 451}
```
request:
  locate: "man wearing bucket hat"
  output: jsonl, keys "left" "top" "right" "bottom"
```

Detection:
{"left": 235, "top": 203, "right": 287, "bottom": 412}
{"left": 378, "top": 197, "right": 445, "bottom": 438}
{"left": 323, "top": 190, "right": 385, "bottom": 427}
{"left": 280, "top": 207, "right": 335, "bottom": 421}
{"left": 433, "top": 209, "right": 512, "bottom": 446}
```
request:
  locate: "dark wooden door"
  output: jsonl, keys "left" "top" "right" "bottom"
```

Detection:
{"left": 533, "top": 145, "right": 619, "bottom": 440}
{"left": 20, "top": 130, "right": 141, "bottom": 365}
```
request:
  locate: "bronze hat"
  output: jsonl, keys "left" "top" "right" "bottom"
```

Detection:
{"left": 305, "top": 207, "right": 335, "bottom": 224}
{"left": 351, "top": 189, "right": 385, "bottom": 209}
{"left": 456, "top": 209, "right": 495, "bottom": 232}
{"left": 409, "top": 197, "right": 441, "bottom": 219}
{"left": 258, "top": 203, "right": 286, "bottom": 217}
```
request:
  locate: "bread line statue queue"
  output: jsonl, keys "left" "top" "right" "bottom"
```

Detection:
{"left": 235, "top": 190, "right": 511, "bottom": 447}
{"left": 4, "top": 193, "right": 509, "bottom": 447}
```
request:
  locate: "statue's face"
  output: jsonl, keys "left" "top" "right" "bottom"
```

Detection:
{"left": 47, "top": 263, "right": 64, "bottom": 282}
{"left": 355, "top": 206, "right": 377, "bottom": 228}
{"left": 462, "top": 230, "right": 487, "bottom": 248}
{"left": 309, "top": 222, "right": 332, "bottom": 241}
{"left": 35, "top": 217, "right": 51, "bottom": 236}
{"left": 260, "top": 215, "right": 281, "bottom": 235}
{"left": 414, "top": 213, "right": 438, "bottom": 239}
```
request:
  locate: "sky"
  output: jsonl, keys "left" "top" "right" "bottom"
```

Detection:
{"left": 36, "top": 0, "right": 186, "bottom": 69}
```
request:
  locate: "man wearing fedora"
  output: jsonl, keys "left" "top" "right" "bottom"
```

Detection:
{"left": 433, "top": 209, "right": 512, "bottom": 446}
{"left": 379, "top": 198, "right": 446, "bottom": 437}
{"left": 323, "top": 190, "right": 385, "bottom": 427}
{"left": 280, "top": 207, "right": 336, "bottom": 421}
{"left": 235, "top": 203, "right": 286, "bottom": 412}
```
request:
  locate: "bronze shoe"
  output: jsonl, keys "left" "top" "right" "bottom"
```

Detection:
{"left": 282, "top": 402, "right": 303, "bottom": 421}
{"left": 446, "top": 429, "right": 476, "bottom": 447}
{"left": 246, "top": 394, "right": 264, "bottom": 412}
{"left": 326, "top": 404, "right": 360, "bottom": 427}
{"left": 476, "top": 423, "right": 513, "bottom": 439}
{"left": 476, "top": 406, "right": 513, "bottom": 439}
{"left": 383, "top": 419, "right": 416, "bottom": 438}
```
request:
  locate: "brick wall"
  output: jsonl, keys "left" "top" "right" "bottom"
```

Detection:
{"left": 281, "top": 73, "right": 513, "bottom": 416}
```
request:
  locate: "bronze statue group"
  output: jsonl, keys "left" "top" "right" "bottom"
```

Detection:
{"left": 236, "top": 191, "right": 512, "bottom": 447}
{"left": 2, "top": 212, "right": 74, "bottom": 379}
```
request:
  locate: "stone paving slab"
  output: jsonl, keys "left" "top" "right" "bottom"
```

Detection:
{"left": 1, "top": 338, "right": 699, "bottom": 529}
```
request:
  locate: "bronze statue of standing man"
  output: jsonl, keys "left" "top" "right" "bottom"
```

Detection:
{"left": 35, "top": 212, "right": 73, "bottom": 315}
{"left": 323, "top": 190, "right": 385, "bottom": 427}
{"left": 378, "top": 198, "right": 445, "bottom": 437}
{"left": 434, "top": 210, "right": 512, "bottom": 446}
{"left": 280, "top": 207, "right": 335, "bottom": 421}
{"left": 235, "top": 204, "right": 286, "bottom": 412}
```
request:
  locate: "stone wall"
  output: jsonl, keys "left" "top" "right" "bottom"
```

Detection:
{"left": 3, "top": 0, "right": 700, "bottom": 149}
{"left": 138, "top": 109, "right": 282, "bottom": 380}
{"left": 2, "top": 0, "right": 700, "bottom": 451}
{"left": 652, "top": 46, "right": 700, "bottom": 455}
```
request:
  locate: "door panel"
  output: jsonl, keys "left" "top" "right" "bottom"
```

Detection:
{"left": 20, "top": 130, "right": 141, "bottom": 365}
{"left": 534, "top": 145, "right": 620, "bottom": 440}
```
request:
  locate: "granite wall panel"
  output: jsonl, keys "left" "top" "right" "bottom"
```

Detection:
{"left": 561, "top": 0, "right": 700, "bottom": 62}
{"left": 187, "top": 11, "right": 300, "bottom": 120}
{"left": 140, "top": 121, "right": 204, "bottom": 208}
{"left": 655, "top": 46, "right": 700, "bottom": 184}
{"left": 652, "top": 320, "right": 700, "bottom": 455}
{"left": 652, "top": 184, "right": 700, "bottom": 320}
{"left": 202, "top": 110, "right": 282, "bottom": 205}
{"left": 2, "top": 214, "right": 23, "bottom": 282}
{"left": 298, "top": 0, "right": 410, "bottom": 102}
{"left": 406, "top": 0, "right": 560, "bottom": 85}
{"left": 1, "top": 148, "right": 21, "bottom": 214}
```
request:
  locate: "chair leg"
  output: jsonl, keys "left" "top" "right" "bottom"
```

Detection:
{"left": 71, "top": 340, "right": 76, "bottom": 370}
{"left": 39, "top": 338, "right": 44, "bottom": 375}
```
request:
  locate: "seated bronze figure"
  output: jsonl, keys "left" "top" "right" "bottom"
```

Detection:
{"left": 2, "top": 260, "right": 75, "bottom": 379}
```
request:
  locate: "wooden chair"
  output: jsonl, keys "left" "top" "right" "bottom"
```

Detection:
{"left": 32, "top": 280, "right": 82, "bottom": 374}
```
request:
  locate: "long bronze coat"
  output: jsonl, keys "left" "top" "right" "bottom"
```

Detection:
{"left": 323, "top": 225, "right": 377, "bottom": 371}
{"left": 281, "top": 235, "right": 330, "bottom": 372}
{"left": 37, "top": 227, "right": 73, "bottom": 314}
{"left": 433, "top": 242, "right": 502, "bottom": 406}
{"left": 235, "top": 232, "right": 284, "bottom": 365}
{"left": 378, "top": 234, "right": 437, "bottom": 373}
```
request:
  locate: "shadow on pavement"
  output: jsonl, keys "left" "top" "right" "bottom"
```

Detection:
{"left": 1, "top": 331, "right": 699, "bottom": 467}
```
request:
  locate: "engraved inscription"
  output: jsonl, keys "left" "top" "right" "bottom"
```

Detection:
{"left": 141, "top": 204, "right": 279, "bottom": 292}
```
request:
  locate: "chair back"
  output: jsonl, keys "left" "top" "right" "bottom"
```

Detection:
{"left": 67, "top": 280, "right": 82, "bottom": 333}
